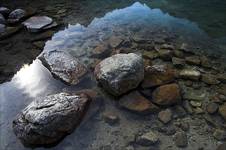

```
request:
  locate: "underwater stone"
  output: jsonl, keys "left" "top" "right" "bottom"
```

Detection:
{"left": 94, "top": 53, "right": 144, "bottom": 96}
{"left": 0, "top": 7, "right": 11, "bottom": 17}
{"left": 0, "top": 13, "right": 6, "bottom": 24}
{"left": 136, "top": 131, "right": 159, "bottom": 146}
{"left": 179, "top": 69, "right": 201, "bottom": 81}
{"left": 174, "top": 132, "right": 188, "bottom": 148}
{"left": 12, "top": 93, "right": 90, "bottom": 145}
{"left": 40, "top": 51, "right": 87, "bottom": 85}
{"left": 219, "top": 103, "right": 226, "bottom": 121}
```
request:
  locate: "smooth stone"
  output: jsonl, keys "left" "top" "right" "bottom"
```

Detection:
{"left": 12, "top": 93, "right": 90, "bottom": 145}
{"left": 142, "top": 64, "right": 175, "bottom": 88}
{"left": 172, "top": 57, "right": 185, "bottom": 68}
{"left": 0, "top": 7, "right": 11, "bottom": 17}
{"left": 185, "top": 56, "right": 201, "bottom": 65}
{"left": 0, "top": 13, "right": 5, "bottom": 24}
{"left": 40, "top": 51, "right": 87, "bottom": 85}
{"left": 94, "top": 53, "right": 144, "bottom": 96}
{"left": 143, "top": 50, "right": 159, "bottom": 60}
{"left": 200, "top": 56, "right": 211, "bottom": 68}
{"left": 190, "top": 101, "right": 202, "bottom": 107}
{"left": 43, "top": 21, "right": 58, "bottom": 30}
{"left": 219, "top": 103, "right": 226, "bottom": 121}
{"left": 108, "top": 35, "right": 123, "bottom": 48}
{"left": 161, "top": 44, "right": 175, "bottom": 50}
{"left": 103, "top": 112, "right": 119, "bottom": 125}
{"left": 206, "top": 102, "right": 218, "bottom": 114}
{"left": 179, "top": 69, "right": 201, "bottom": 81}
{"left": 158, "top": 126, "right": 176, "bottom": 136}
{"left": 157, "top": 49, "right": 173, "bottom": 60}
{"left": 152, "top": 83, "right": 181, "bottom": 106}
{"left": 173, "top": 50, "right": 184, "bottom": 58}
{"left": 8, "top": 9, "right": 26, "bottom": 23}
{"left": 119, "top": 91, "right": 159, "bottom": 114}
{"left": 136, "top": 131, "right": 159, "bottom": 146}
{"left": 174, "top": 132, "right": 188, "bottom": 148}
{"left": 183, "top": 88, "right": 206, "bottom": 101}
{"left": 201, "top": 74, "right": 220, "bottom": 85}
{"left": 158, "top": 109, "right": 172, "bottom": 124}
{"left": 23, "top": 16, "right": 53, "bottom": 32}
{"left": 213, "top": 129, "right": 226, "bottom": 141}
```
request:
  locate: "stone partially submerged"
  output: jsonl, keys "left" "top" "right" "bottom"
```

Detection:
{"left": 12, "top": 93, "right": 90, "bottom": 145}
{"left": 23, "top": 16, "right": 53, "bottom": 32}
{"left": 94, "top": 53, "right": 144, "bottom": 96}
{"left": 40, "top": 51, "right": 87, "bottom": 85}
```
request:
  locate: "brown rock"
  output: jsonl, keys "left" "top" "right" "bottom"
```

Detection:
{"left": 158, "top": 109, "right": 172, "bottom": 124}
{"left": 142, "top": 65, "right": 175, "bottom": 88}
{"left": 152, "top": 83, "right": 181, "bottom": 106}
{"left": 119, "top": 91, "right": 159, "bottom": 114}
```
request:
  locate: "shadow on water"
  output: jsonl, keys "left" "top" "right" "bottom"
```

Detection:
{"left": 0, "top": 2, "right": 225, "bottom": 150}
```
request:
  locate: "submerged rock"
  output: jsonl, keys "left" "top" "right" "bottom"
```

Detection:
{"left": 94, "top": 53, "right": 144, "bottom": 96}
{"left": 174, "top": 132, "right": 188, "bottom": 147}
{"left": 201, "top": 74, "right": 220, "bottom": 85}
{"left": 219, "top": 103, "right": 226, "bottom": 121}
{"left": 23, "top": 16, "right": 53, "bottom": 32}
{"left": 136, "top": 131, "right": 159, "bottom": 146}
{"left": 0, "top": 24, "right": 5, "bottom": 33}
{"left": 158, "top": 109, "right": 172, "bottom": 124}
{"left": 152, "top": 83, "right": 181, "bottom": 106}
{"left": 8, "top": 9, "right": 26, "bottom": 24}
{"left": 13, "top": 93, "right": 90, "bottom": 145}
{"left": 179, "top": 69, "right": 201, "bottom": 81}
{"left": 0, "top": 7, "right": 11, "bottom": 17}
{"left": 119, "top": 91, "right": 159, "bottom": 114}
{"left": 0, "top": 13, "right": 5, "bottom": 24}
{"left": 40, "top": 51, "right": 87, "bottom": 85}
{"left": 185, "top": 56, "right": 200, "bottom": 65}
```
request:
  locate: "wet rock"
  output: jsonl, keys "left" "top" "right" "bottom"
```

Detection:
{"left": 12, "top": 93, "right": 90, "bottom": 145}
{"left": 183, "top": 88, "right": 206, "bottom": 101}
{"left": 30, "top": 30, "right": 55, "bottom": 42}
{"left": 136, "top": 131, "right": 159, "bottom": 146}
{"left": 201, "top": 74, "right": 220, "bottom": 85}
{"left": 157, "top": 49, "right": 173, "bottom": 60}
{"left": 0, "top": 7, "right": 11, "bottom": 17}
{"left": 94, "top": 53, "right": 144, "bottom": 96}
{"left": 158, "top": 126, "right": 176, "bottom": 136}
{"left": 206, "top": 102, "right": 218, "bottom": 114}
{"left": 173, "top": 50, "right": 184, "bottom": 58}
{"left": 103, "top": 112, "right": 119, "bottom": 125}
{"left": 219, "top": 103, "right": 226, "bottom": 121}
{"left": 213, "top": 129, "right": 226, "bottom": 141}
{"left": 190, "top": 101, "right": 202, "bottom": 107}
{"left": 0, "top": 13, "right": 5, "bottom": 24}
{"left": 8, "top": 9, "right": 26, "bottom": 24}
{"left": 216, "top": 143, "right": 226, "bottom": 150}
{"left": 218, "top": 74, "right": 226, "bottom": 83}
{"left": 23, "top": 16, "right": 53, "bottom": 32}
{"left": 43, "top": 21, "right": 58, "bottom": 30}
{"left": 0, "top": 24, "right": 5, "bottom": 33}
{"left": 175, "top": 121, "right": 190, "bottom": 132}
{"left": 158, "top": 109, "right": 172, "bottom": 124}
{"left": 119, "top": 91, "right": 159, "bottom": 114}
{"left": 92, "top": 44, "right": 110, "bottom": 58}
{"left": 142, "top": 65, "right": 175, "bottom": 88}
{"left": 179, "top": 69, "right": 201, "bottom": 81}
{"left": 185, "top": 56, "right": 200, "bottom": 65}
{"left": 152, "top": 83, "right": 181, "bottom": 106}
{"left": 143, "top": 50, "right": 159, "bottom": 60}
{"left": 174, "top": 132, "right": 188, "bottom": 148}
{"left": 172, "top": 57, "right": 185, "bottom": 68}
{"left": 200, "top": 56, "right": 211, "bottom": 68}
{"left": 108, "top": 36, "right": 123, "bottom": 48}
{"left": 161, "top": 44, "right": 175, "bottom": 50}
{"left": 40, "top": 51, "right": 87, "bottom": 85}
{"left": 183, "top": 100, "right": 193, "bottom": 114}
{"left": 0, "top": 26, "right": 21, "bottom": 40}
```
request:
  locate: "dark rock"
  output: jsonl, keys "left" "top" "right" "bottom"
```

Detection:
{"left": 158, "top": 126, "right": 176, "bottom": 136}
{"left": 152, "top": 83, "right": 181, "bottom": 106}
{"left": 143, "top": 50, "right": 159, "bottom": 60}
{"left": 217, "top": 74, "right": 226, "bottom": 83}
{"left": 200, "top": 56, "right": 211, "bottom": 68}
{"left": 158, "top": 109, "right": 172, "bottom": 124}
{"left": 173, "top": 50, "right": 184, "bottom": 58}
{"left": 94, "top": 53, "right": 144, "bottom": 96}
{"left": 0, "top": 7, "right": 11, "bottom": 17}
{"left": 0, "top": 24, "right": 5, "bottom": 33}
{"left": 201, "top": 74, "right": 220, "bottom": 85}
{"left": 157, "top": 49, "right": 173, "bottom": 60}
{"left": 8, "top": 9, "right": 26, "bottom": 24}
{"left": 40, "top": 51, "right": 87, "bottom": 85}
{"left": 0, "top": 13, "right": 5, "bottom": 24}
{"left": 12, "top": 93, "right": 90, "bottom": 145}
{"left": 136, "top": 131, "right": 159, "bottom": 146}
{"left": 174, "top": 132, "right": 188, "bottom": 148}
{"left": 30, "top": 30, "right": 55, "bottom": 42}
{"left": 206, "top": 102, "right": 218, "bottom": 114}
{"left": 119, "top": 91, "right": 159, "bottom": 114}
{"left": 213, "top": 129, "right": 226, "bottom": 141}
{"left": 179, "top": 69, "right": 201, "bottom": 81}
{"left": 23, "top": 16, "right": 53, "bottom": 32}
{"left": 172, "top": 57, "right": 185, "bottom": 68}
{"left": 219, "top": 103, "right": 226, "bottom": 121}
{"left": 32, "top": 41, "right": 45, "bottom": 49}
{"left": 183, "top": 88, "right": 206, "bottom": 101}
{"left": 216, "top": 143, "right": 226, "bottom": 150}
{"left": 0, "top": 26, "right": 22, "bottom": 40}
{"left": 142, "top": 65, "right": 175, "bottom": 88}
{"left": 92, "top": 44, "right": 110, "bottom": 58}
{"left": 185, "top": 56, "right": 200, "bottom": 65}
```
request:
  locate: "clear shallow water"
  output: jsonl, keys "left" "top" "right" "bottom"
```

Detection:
{"left": 0, "top": 1, "right": 226, "bottom": 150}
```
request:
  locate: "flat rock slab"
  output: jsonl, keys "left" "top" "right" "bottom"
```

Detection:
{"left": 40, "top": 51, "right": 87, "bottom": 85}
{"left": 23, "top": 16, "right": 53, "bottom": 32}
{"left": 13, "top": 93, "right": 90, "bottom": 145}
{"left": 94, "top": 53, "right": 144, "bottom": 96}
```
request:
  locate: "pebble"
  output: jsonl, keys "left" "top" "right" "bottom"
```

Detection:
{"left": 174, "top": 132, "right": 188, "bottom": 147}
{"left": 158, "top": 109, "right": 172, "bottom": 124}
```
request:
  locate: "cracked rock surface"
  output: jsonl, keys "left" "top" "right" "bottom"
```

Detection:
{"left": 12, "top": 93, "right": 90, "bottom": 145}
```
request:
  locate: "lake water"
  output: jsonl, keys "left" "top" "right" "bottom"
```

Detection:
{"left": 0, "top": 1, "right": 226, "bottom": 150}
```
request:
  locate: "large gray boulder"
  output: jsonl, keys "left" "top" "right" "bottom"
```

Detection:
{"left": 94, "top": 53, "right": 144, "bottom": 96}
{"left": 12, "top": 93, "right": 90, "bottom": 145}
{"left": 40, "top": 51, "right": 87, "bottom": 85}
